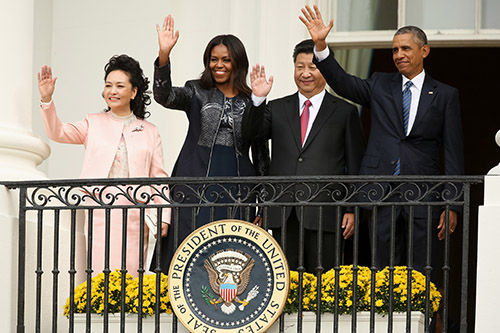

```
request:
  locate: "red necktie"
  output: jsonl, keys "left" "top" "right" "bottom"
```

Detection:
{"left": 300, "top": 100, "right": 311, "bottom": 145}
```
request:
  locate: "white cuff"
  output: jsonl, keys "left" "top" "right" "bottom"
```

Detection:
{"left": 40, "top": 100, "right": 53, "bottom": 107}
{"left": 251, "top": 93, "right": 266, "bottom": 107}
{"left": 313, "top": 45, "right": 330, "bottom": 62}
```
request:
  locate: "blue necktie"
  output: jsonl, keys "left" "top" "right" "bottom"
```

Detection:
{"left": 402, "top": 81, "right": 413, "bottom": 135}
{"left": 394, "top": 81, "right": 413, "bottom": 176}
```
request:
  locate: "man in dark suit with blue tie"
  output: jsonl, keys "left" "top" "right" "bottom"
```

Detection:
{"left": 242, "top": 40, "right": 365, "bottom": 273}
{"left": 300, "top": 5, "right": 465, "bottom": 279}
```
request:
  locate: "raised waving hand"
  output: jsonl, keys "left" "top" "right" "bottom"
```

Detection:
{"left": 37, "top": 65, "right": 57, "bottom": 103}
{"left": 250, "top": 64, "right": 273, "bottom": 98}
{"left": 156, "top": 15, "right": 180, "bottom": 66}
{"left": 299, "top": 5, "right": 333, "bottom": 51}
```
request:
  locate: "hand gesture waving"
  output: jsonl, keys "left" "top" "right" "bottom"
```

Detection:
{"left": 156, "top": 15, "right": 180, "bottom": 66}
{"left": 250, "top": 64, "right": 273, "bottom": 98}
{"left": 299, "top": 5, "right": 333, "bottom": 51}
{"left": 37, "top": 65, "right": 57, "bottom": 103}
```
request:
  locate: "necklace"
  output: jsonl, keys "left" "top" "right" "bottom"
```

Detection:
{"left": 110, "top": 111, "right": 135, "bottom": 126}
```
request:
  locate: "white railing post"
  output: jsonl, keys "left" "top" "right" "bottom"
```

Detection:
{"left": 476, "top": 130, "right": 500, "bottom": 332}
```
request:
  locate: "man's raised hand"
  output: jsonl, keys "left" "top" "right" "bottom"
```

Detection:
{"left": 250, "top": 64, "right": 273, "bottom": 98}
{"left": 299, "top": 5, "right": 333, "bottom": 51}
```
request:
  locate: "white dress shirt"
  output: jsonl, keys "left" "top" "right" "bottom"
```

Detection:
{"left": 251, "top": 90, "right": 326, "bottom": 146}
{"left": 298, "top": 90, "right": 326, "bottom": 145}
{"left": 313, "top": 45, "right": 425, "bottom": 135}
{"left": 402, "top": 70, "right": 425, "bottom": 135}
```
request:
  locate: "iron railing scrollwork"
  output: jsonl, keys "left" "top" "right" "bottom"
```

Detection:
{"left": 2, "top": 175, "right": 482, "bottom": 333}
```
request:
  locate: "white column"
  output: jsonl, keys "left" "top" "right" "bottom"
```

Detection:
{"left": 0, "top": 1, "right": 50, "bottom": 332}
{"left": 0, "top": 0, "right": 50, "bottom": 180}
{"left": 475, "top": 131, "right": 500, "bottom": 332}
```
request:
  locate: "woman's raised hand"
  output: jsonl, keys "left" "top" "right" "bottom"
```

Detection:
{"left": 250, "top": 64, "right": 273, "bottom": 98}
{"left": 37, "top": 65, "right": 57, "bottom": 103}
{"left": 157, "top": 15, "right": 179, "bottom": 66}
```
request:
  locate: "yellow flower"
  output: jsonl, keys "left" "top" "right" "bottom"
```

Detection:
{"left": 66, "top": 265, "right": 440, "bottom": 318}
{"left": 64, "top": 271, "right": 170, "bottom": 317}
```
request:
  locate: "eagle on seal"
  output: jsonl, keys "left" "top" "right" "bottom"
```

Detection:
{"left": 204, "top": 251, "right": 256, "bottom": 315}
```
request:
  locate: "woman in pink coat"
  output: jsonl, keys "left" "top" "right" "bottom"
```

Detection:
{"left": 38, "top": 55, "right": 170, "bottom": 277}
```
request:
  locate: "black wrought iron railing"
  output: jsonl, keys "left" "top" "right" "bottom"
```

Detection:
{"left": 3, "top": 175, "right": 482, "bottom": 333}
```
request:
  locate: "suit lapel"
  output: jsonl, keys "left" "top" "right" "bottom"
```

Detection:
{"left": 302, "top": 92, "right": 337, "bottom": 150}
{"left": 411, "top": 75, "right": 437, "bottom": 134}
{"left": 284, "top": 94, "right": 302, "bottom": 150}
{"left": 390, "top": 75, "right": 406, "bottom": 137}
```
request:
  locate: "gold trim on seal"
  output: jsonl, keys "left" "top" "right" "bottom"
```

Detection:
{"left": 168, "top": 219, "right": 290, "bottom": 333}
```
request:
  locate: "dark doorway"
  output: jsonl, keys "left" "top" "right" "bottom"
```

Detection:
{"left": 363, "top": 47, "right": 500, "bottom": 332}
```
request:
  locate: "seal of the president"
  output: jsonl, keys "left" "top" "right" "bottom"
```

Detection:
{"left": 168, "top": 219, "right": 289, "bottom": 333}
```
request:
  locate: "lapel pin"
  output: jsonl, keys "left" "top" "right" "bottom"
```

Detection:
{"left": 132, "top": 123, "right": 144, "bottom": 132}
{"left": 428, "top": 91, "right": 434, "bottom": 95}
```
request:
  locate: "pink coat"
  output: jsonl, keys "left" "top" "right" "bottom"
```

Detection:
{"left": 41, "top": 101, "right": 170, "bottom": 276}
{"left": 41, "top": 101, "right": 167, "bottom": 180}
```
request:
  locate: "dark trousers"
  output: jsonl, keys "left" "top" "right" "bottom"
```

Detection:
{"left": 271, "top": 208, "right": 340, "bottom": 274}
{"left": 370, "top": 206, "right": 442, "bottom": 285}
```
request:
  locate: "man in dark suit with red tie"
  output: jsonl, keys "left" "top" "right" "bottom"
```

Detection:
{"left": 242, "top": 39, "right": 365, "bottom": 273}
{"left": 300, "top": 5, "right": 464, "bottom": 280}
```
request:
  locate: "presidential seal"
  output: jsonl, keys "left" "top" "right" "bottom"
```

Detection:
{"left": 168, "top": 219, "right": 289, "bottom": 333}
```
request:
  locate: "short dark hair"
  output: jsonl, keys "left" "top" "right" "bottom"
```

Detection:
{"left": 293, "top": 39, "right": 315, "bottom": 63}
{"left": 199, "top": 34, "right": 251, "bottom": 97}
{"left": 395, "top": 26, "right": 428, "bottom": 47}
{"left": 104, "top": 54, "right": 151, "bottom": 119}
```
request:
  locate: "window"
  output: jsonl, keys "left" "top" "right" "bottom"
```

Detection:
{"left": 482, "top": 0, "right": 500, "bottom": 29}
{"left": 323, "top": 0, "right": 500, "bottom": 48}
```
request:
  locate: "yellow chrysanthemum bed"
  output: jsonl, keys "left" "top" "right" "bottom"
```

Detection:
{"left": 64, "top": 265, "right": 440, "bottom": 317}
{"left": 63, "top": 270, "right": 172, "bottom": 317}
{"left": 284, "top": 265, "right": 441, "bottom": 315}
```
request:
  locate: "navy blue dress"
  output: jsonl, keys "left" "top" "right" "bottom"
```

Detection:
{"left": 150, "top": 59, "right": 269, "bottom": 273}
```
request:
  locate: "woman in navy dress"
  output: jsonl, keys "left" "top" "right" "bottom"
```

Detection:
{"left": 151, "top": 15, "right": 269, "bottom": 273}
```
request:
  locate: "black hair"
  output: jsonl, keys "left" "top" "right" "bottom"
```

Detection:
{"left": 104, "top": 54, "right": 151, "bottom": 119}
{"left": 395, "top": 26, "right": 428, "bottom": 47}
{"left": 199, "top": 34, "right": 251, "bottom": 97}
{"left": 293, "top": 39, "right": 315, "bottom": 63}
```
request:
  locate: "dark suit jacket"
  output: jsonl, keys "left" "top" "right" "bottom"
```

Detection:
{"left": 314, "top": 49, "right": 464, "bottom": 217}
{"left": 242, "top": 91, "right": 365, "bottom": 231}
